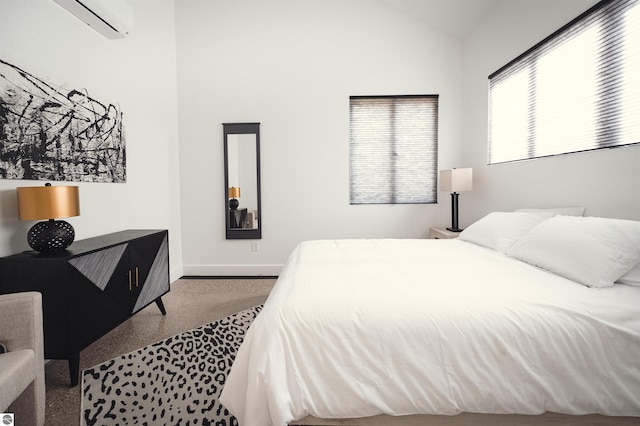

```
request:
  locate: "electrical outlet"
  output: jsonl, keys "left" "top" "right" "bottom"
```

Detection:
{"left": 251, "top": 241, "right": 259, "bottom": 251}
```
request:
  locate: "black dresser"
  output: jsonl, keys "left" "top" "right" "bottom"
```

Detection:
{"left": 0, "top": 229, "right": 170, "bottom": 386}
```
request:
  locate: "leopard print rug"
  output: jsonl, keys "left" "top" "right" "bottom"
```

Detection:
{"left": 81, "top": 305, "right": 262, "bottom": 426}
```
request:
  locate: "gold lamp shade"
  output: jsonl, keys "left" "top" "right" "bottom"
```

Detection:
{"left": 16, "top": 183, "right": 80, "bottom": 253}
{"left": 228, "top": 187, "right": 241, "bottom": 199}
{"left": 17, "top": 185, "right": 80, "bottom": 220}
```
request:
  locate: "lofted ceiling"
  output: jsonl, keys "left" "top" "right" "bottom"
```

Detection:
{"left": 378, "top": 0, "right": 501, "bottom": 40}
{"left": 195, "top": 0, "right": 501, "bottom": 41}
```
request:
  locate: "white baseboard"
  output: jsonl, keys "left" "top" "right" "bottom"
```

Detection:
{"left": 181, "top": 264, "right": 283, "bottom": 277}
{"left": 170, "top": 266, "right": 184, "bottom": 283}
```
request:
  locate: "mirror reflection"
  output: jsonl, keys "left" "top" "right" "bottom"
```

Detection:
{"left": 224, "top": 123, "right": 261, "bottom": 239}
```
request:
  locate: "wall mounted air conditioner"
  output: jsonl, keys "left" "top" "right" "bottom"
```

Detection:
{"left": 52, "top": 0, "right": 133, "bottom": 39}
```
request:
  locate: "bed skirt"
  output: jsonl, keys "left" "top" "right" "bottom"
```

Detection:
{"left": 292, "top": 412, "right": 639, "bottom": 426}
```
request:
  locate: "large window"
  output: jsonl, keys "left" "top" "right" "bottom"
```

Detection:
{"left": 349, "top": 95, "right": 438, "bottom": 204}
{"left": 488, "top": 0, "right": 640, "bottom": 164}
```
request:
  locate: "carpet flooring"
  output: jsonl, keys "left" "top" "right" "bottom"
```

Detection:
{"left": 43, "top": 278, "right": 276, "bottom": 426}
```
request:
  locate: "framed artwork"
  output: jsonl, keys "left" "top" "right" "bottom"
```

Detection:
{"left": 0, "top": 58, "right": 126, "bottom": 183}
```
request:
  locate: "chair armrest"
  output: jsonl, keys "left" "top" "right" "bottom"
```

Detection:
{"left": 0, "top": 292, "right": 44, "bottom": 359}
{"left": 0, "top": 292, "right": 45, "bottom": 426}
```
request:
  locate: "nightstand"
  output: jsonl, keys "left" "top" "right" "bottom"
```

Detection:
{"left": 429, "top": 227, "right": 461, "bottom": 239}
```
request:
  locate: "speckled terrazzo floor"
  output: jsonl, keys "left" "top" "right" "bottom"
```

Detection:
{"left": 43, "top": 277, "right": 276, "bottom": 426}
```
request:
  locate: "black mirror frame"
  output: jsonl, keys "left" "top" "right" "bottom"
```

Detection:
{"left": 223, "top": 122, "right": 262, "bottom": 240}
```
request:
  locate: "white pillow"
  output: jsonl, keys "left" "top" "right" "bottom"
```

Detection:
{"left": 617, "top": 263, "right": 640, "bottom": 287}
{"left": 506, "top": 216, "right": 640, "bottom": 288}
{"left": 515, "top": 207, "right": 585, "bottom": 216}
{"left": 458, "top": 211, "right": 553, "bottom": 253}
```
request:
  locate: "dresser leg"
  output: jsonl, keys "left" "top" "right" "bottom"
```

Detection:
{"left": 155, "top": 297, "right": 167, "bottom": 315}
{"left": 68, "top": 352, "right": 80, "bottom": 387}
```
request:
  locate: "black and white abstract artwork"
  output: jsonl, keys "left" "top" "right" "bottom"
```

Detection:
{"left": 0, "top": 58, "right": 126, "bottom": 183}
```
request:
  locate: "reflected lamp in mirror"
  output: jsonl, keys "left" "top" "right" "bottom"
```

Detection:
{"left": 228, "top": 187, "right": 240, "bottom": 209}
{"left": 17, "top": 183, "right": 80, "bottom": 253}
{"left": 439, "top": 168, "right": 472, "bottom": 232}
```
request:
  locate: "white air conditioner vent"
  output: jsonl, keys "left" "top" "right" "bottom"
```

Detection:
{"left": 53, "top": 0, "right": 133, "bottom": 39}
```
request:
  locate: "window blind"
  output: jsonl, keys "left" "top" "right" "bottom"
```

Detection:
{"left": 488, "top": 0, "right": 640, "bottom": 164}
{"left": 349, "top": 95, "right": 438, "bottom": 204}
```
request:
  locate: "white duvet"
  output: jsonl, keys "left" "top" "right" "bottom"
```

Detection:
{"left": 220, "top": 239, "right": 640, "bottom": 425}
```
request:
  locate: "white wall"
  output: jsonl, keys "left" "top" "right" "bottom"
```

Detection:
{"left": 0, "top": 0, "right": 184, "bottom": 280}
{"left": 176, "top": 0, "right": 464, "bottom": 275}
{"left": 5, "top": 1, "right": 633, "bottom": 280}
{"left": 462, "top": 0, "right": 640, "bottom": 223}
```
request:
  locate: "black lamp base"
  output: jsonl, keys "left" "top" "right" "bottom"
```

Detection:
{"left": 27, "top": 219, "right": 75, "bottom": 253}
{"left": 449, "top": 192, "right": 463, "bottom": 233}
{"left": 229, "top": 198, "right": 239, "bottom": 210}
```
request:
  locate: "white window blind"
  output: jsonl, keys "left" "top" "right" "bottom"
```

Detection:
{"left": 349, "top": 95, "right": 438, "bottom": 204}
{"left": 488, "top": 0, "right": 640, "bottom": 164}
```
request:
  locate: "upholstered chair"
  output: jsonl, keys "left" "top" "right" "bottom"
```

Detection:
{"left": 0, "top": 292, "right": 45, "bottom": 426}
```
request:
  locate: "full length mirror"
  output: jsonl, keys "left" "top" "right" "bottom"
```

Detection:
{"left": 223, "top": 123, "right": 261, "bottom": 239}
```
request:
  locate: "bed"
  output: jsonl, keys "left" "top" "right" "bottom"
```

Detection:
{"left": 219, "top": 212, "right": 640, "bottom": 426}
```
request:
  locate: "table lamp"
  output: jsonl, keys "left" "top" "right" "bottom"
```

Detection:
{"left": 17, "top": 183, "right": 80, "bottom": 253}
{"left": 439, "top": 168, "right": 473, "bottom": 232}
{"left": 228, "top": 187, "right": 240, "bottom": 210}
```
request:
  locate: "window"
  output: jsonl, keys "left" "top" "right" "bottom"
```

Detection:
{"left": 349, "top": 95, "right": 438, "bottom": 204}
{"left": 488, "top": 0, "right": 640, "bottom": 164}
